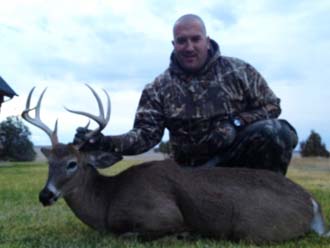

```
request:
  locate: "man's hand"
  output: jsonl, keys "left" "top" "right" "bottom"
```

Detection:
{"left": 73, "top": 127, "right": 105, "bottom": 151}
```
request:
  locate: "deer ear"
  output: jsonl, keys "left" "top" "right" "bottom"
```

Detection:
{"left": 41, "top": 147, "right": 51, "bottom": 158}
{"left": 68, "top": 143, "right": 81, "bottom": 158}
{"left": 85, "top": 151, "right": 122, "bottom": 169}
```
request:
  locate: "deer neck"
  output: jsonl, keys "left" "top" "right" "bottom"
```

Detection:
{"left": 63, "top": 165, "right": 115, "bottom": 231}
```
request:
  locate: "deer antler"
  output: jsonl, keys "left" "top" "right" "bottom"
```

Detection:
{"left": 64, "top": 84, "right": 111, "bottom": 139}
{"left": 21, "top": 87, "right": 59, "bottom": 147}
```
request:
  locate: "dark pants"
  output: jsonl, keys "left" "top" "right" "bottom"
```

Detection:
{"left": 205, "top": 119, "right": 298, "bottom": 175}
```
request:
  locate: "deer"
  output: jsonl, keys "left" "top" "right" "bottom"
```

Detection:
{"left": 21, "top": 85, "right": 330, "bottom": 244}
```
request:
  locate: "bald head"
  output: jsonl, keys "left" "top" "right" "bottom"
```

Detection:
{"left": 171, "top": 14, "right": 210, "bottom": 73}
{"left": 173, "top": 14, "right": 207, "bottom": 37}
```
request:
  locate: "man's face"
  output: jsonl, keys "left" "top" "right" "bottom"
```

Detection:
{"left": 172, "top": 20, "right": 210, "bottom": 73}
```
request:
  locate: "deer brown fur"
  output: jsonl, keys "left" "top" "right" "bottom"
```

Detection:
{"left": 38, "top": 143, "right": 329, "bottom": 243}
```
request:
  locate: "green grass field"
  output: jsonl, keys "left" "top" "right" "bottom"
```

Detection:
{"left": 0, "top": 157, "right": 330, "bottom": 248}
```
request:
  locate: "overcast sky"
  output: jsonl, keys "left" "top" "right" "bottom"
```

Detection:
{"left": 0, "top": 0, "right": 329, "bottom": 149}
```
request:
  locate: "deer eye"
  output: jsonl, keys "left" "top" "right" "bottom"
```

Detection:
{"left": 66, "top": 161, "right": 78, "bottom": 171}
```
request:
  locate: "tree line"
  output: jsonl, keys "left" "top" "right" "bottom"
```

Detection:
{"left": 0, "top": 116, "right": 328, "bottom": 161}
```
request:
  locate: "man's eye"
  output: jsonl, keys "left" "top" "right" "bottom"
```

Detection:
{"left": 176, "top": 38, "right": 186, "bottom": 44}
{"left": 191, "top": 36, "right": 201, "bottom": 42}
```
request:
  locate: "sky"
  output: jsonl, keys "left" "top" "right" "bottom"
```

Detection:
{"left": 0, "top": 0, "right": 329, "bottom": 150}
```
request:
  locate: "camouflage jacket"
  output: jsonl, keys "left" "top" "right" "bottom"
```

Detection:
{"left": 109, "top": 40, "right": 281, "bottom": 166}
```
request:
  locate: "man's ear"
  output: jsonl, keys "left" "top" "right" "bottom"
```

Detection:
{"left": 172, "top": 40, "right": 175, "bottom": 47}
{"left": 41, "top": 147, "right": 51, "bottom": 158}
{"left": 206, "top": 36, "right": 211, "bottom": 49}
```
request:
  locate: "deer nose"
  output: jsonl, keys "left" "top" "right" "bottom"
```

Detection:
{"left": 39, "top": 188, "right": 56, "bottom": 206}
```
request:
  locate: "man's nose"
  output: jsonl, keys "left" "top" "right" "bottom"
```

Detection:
{"left": 185, "top": 40, "right": 194, "bottom": 51}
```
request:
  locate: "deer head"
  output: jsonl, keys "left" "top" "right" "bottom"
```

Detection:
{"left": 21, "top": 85, "right": 121, "bottom": 206}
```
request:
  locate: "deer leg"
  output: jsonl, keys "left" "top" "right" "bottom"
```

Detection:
{"left": 137, "top": 230, "right": 193, "bottom": 242}
{"left": 118, "top": 230, "right": 190, "bottom": 242}
{"left": 118, "top": 232, "right": 139, "bottom": 240}
{"left": 135, "top": 212, "right": 187, "bottom": 241}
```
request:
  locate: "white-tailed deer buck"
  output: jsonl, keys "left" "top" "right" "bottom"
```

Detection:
{"left": 22, "top": 85, "right": 330, "bottom": 244}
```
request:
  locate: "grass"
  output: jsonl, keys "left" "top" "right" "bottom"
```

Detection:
{"left": 0, "top": 158, "right": 330, "bottom": 248}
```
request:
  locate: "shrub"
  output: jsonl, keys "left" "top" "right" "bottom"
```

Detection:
{"left": 0, "top": 116, "right": 36, "bottom": 161}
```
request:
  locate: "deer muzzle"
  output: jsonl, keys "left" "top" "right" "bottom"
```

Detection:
{"left": 39, "top": 187, "right": 59, "bottom": 206}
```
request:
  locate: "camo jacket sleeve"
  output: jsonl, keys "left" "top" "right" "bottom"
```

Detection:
{"left": 106, "top": 81, "right": 165, "bottom": 155}
{"left": 235, "top": 62, "right": 281, "bottom": 124}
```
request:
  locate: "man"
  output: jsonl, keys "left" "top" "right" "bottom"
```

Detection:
{"left": 75, "top": 14, "right": 297, "bottom": 175}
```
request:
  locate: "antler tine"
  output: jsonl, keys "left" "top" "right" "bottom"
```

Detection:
{"left": 102, "top": 88, "right": 111, "bottom": 125}
{"left": 64, "top": 84, "right": 111, "bottom": 138}
{"left": 21, "top": 87, "right": 59, "bottom": 147}
{"left": 24, "top": 86, "right": 36, "bottom": 111}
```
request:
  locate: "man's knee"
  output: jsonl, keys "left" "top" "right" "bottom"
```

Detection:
{"left": 246, "top": 119, "right": 298, "bottom": 151}
{"left": 216, "top": 119, "right": 298, "bottom": 174}
{"left": 278, "top": 119, "right": 298, "bottom": 149}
